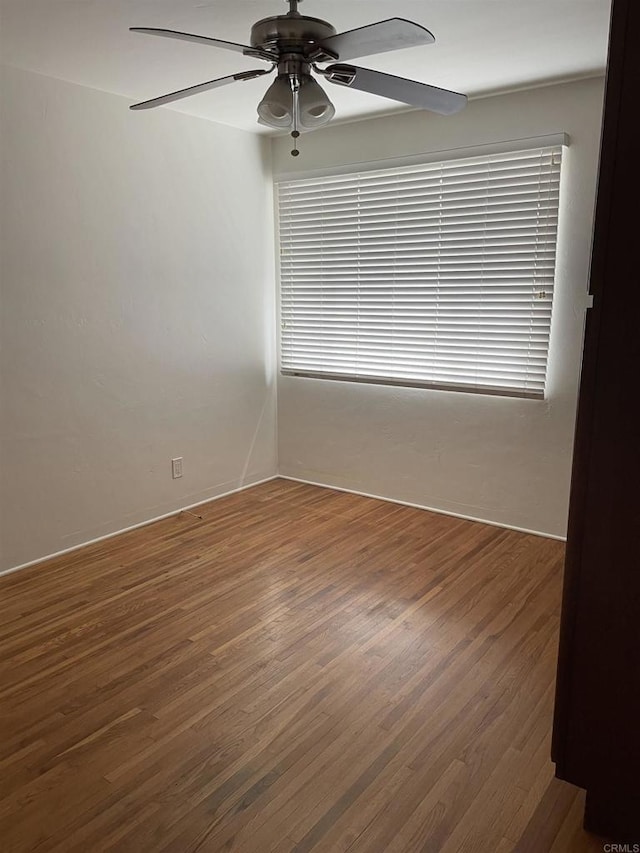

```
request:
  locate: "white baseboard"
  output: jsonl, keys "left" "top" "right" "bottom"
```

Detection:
{"left": 1, "top": 471, "right": 564, "bottom": 579}
{"left": 0, "top": 475, "right": 279, "bottom": 579}
{"left": 279, "top": 475, "right": 566, "bottom": 542}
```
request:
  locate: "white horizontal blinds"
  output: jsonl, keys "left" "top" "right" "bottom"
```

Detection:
{"left": 278, "top": 145, "right": 562, "bottom": 398}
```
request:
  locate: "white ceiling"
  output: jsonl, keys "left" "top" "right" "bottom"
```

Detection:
{"left": 0, "top": 0, "right": 612, "bottom": 134}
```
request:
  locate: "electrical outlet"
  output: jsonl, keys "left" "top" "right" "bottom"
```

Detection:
{"left": 171, "top": 457, "right": 183, "bottom": 479}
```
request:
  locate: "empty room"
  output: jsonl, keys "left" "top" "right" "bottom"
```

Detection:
{"left": 1, "top": 0, "right": 638, "bottom": 851}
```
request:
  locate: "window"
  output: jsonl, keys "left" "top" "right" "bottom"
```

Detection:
{"left": 277, "top": 141, "right": 564, "bottom": 399}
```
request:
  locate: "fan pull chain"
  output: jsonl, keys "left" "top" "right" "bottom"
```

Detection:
{"left": 290, "top": 75, "right": 301, "bottom": 157}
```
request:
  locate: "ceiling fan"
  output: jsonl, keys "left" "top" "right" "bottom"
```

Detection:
{"left": 130, "top": 0, "right": 467, "bottom": 156}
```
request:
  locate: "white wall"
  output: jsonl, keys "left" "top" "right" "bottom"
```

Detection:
{"left": 0, "top": 72, "right": 605, "bottom": 572}
{"left": 272, "top": 78, "right": 605, "bottom": 538}
{"left": 0, "top": 66, "right": 277, "bottom": 572}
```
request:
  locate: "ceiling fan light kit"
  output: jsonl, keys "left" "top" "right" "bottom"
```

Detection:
{"left": 258, "top": 73, "right": 336, "bottom": 133}
{"left": 130, "top": 0, "right": 467, "bottom": 156}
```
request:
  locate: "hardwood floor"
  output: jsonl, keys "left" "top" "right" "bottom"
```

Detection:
{"left": 0, "top": 479, "right": 606, "bottom": 852}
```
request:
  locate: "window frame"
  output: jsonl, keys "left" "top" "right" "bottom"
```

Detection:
{"left": 275, "top": 133, "right": 568, "bottom": 401}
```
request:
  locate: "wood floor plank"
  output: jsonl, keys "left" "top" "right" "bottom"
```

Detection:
{"left": 0, "top": 479, "right": 606, "bottom": 852}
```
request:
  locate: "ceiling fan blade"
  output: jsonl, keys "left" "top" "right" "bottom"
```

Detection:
{"left": 324, "top": 64, "right": 467, "bottom": 115}
{"left": 130, "top": 68, "right": 272, "bottom": 110}
{"left": 311, "top": 19, "right": 434, "bottom": 62}
{"left": 130, "top": 28, "right": 277, "bottom": 62}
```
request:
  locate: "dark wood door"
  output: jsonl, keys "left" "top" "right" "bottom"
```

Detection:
{"left": 552, "top": 0, "right": 640, "bottom": 840}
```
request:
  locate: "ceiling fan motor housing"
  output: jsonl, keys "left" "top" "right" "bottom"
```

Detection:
{"left": 250, "top": 15, "right": 336, "bottom": 55}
